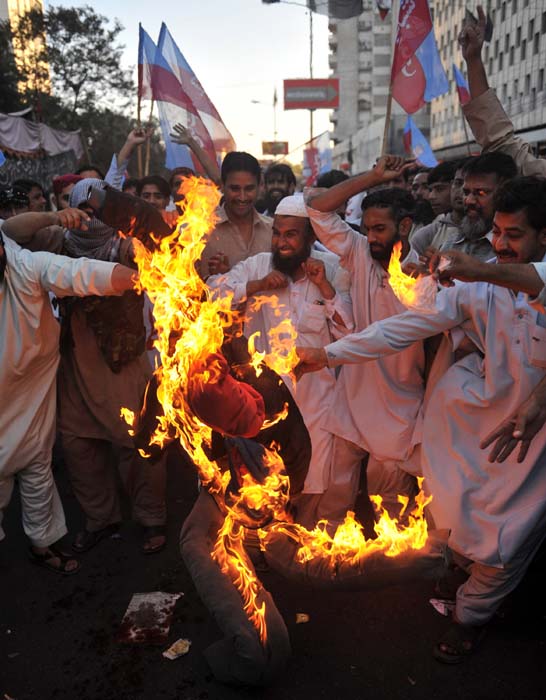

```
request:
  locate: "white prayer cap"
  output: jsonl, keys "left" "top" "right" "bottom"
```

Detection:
{"left": 274, "top": 193, "right": 309, "bottom": 218}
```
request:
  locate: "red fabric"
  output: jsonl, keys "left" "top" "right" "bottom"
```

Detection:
{"left": 188, "top": 354, "right": 265, "bottom": 438}
{"left": 52, "top": 174, "right": 82, "bottom": 195}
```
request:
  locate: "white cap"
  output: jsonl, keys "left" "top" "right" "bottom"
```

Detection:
{"left": 274, "top": 193, "right": 309, "bottom": 218}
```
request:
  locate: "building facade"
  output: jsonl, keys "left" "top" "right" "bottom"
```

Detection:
{"left": 431, "top": 0, "right": 546, "bottom": 158}
{"left": 1, "top": 0, "right": 50, "bottom": 95}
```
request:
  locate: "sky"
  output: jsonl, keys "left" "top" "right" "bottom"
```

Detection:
{"left": 57, "top": 0, "right": 332, "bottom": 165}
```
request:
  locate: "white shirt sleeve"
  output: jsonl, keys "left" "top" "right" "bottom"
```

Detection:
{"left": 324, "top": 285, "right": 467, "bottom": 367}
{"left": 526, "top": 262, "right": 546, "bottom": 313}
{"left": 27, "top": 250, "right": 118, "bottom": 298}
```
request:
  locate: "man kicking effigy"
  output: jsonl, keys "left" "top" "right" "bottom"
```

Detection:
{"left": 296, "top": 176, "right": 546, "bottom": 663}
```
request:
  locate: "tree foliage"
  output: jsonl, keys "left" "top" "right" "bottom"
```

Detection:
{"left": 9, "top": 4, "right": 134, "bottom": 118}
{"left": 0, "top": 5, "right": 166, "bottom": 176}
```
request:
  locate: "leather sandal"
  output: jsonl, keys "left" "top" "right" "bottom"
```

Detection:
{"left": 72, "top": 523, "right": 120, "bottom": 553}
{"left": 433, "top": 621, "right": 487, "bottom": 664}
{"left": 142, "top": 525, "right": 166, "bottom": 554}
{"left": 29, "top": 544, "right": 80, "bottom": 575}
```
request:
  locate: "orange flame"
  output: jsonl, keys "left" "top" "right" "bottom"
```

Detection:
{"left": 387, "top": 241, "right": 420, "bottom": 307}
{"left": 125, "top": 178, "right": 434, "bottom": 647}
{"left": 263, "top": 478, "right": 432, "bottom": 570}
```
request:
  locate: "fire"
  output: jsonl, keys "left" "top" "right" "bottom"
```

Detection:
{"left": 126, "top": 177, "right": 434, "bottom": 647}
{"left": 387, "top": 241, "right": 420, "bottom": 307}
{"left": 387, "top": 242, "right": 439, "bottom": 313}
{"left": 211, "top": 447, "right": 289, "bottom": 644}
{"left": 262, "top": 478, "right": 432, "bottom": 570}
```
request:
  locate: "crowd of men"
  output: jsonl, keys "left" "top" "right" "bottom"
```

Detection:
{"left": 1, "top": 7, "right": 546, "bottom": 668}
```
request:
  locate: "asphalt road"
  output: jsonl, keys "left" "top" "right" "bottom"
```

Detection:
{"left": 1, "top": 449, "right": 545, "bottom": 700}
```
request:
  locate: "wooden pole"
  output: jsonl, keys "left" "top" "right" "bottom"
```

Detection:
{"left": 309, "top": 8, "right": 314, "bottom": 144}
{"left": 144, "top": 100, "right": 155, "bottom": 176}
{"left": 460, "top": 107, "right": 472, "bottom": 156}
{"left": 381, "top": 0, "right": 399, "bottom": 157}
{"left": 137, "top": 94, "right": 143, "bottom": 179}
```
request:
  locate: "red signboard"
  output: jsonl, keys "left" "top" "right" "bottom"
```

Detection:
{"left": 262, "top": 141, "right": 289, "bottom": 156}
{"left": 283, "top": 78, "right": 339, "bottom": 110}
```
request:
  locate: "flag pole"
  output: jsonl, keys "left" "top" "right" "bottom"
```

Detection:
{"left": 460, "top": 108, "right": 472, "bottom": 156}
{"left": 144, "top": 99, "right": 155, "bottom": 176}
{"left": 381, "top": 0, "right": 399, "bottom": 157}
{"left": 137, "top": 93, "right": 143, "bottom": 178}
{"left": 309, "top": 7, "right": 314, "bottom": 143}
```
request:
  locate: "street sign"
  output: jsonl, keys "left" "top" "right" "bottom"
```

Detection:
{"left": 283, "top": 79, "right": 339, "bottom": 110}
{"left": 262, "top": 141, "right": 289, "bottom": 156}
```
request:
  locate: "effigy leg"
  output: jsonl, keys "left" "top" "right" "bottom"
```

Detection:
{"left": 180, "top": 490, "right": 290, "bottom": 686}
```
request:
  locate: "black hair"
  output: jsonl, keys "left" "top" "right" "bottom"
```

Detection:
{"left": 169, "top": 167, "right": 195, "bottom": 187}
{"left": 12, "top": 178, "right": 44, "bottom": 194}
{"left": 494, "top": 176, "right": 546, "bottom": 231}
{"left": 221, "top": 151, "right": 261, "bottom": 184}
{"left": 361, "top": 187, "right": 415, "bottom": 225}
{"left": 136, "top": 175, "right": 171, "bottom": 198}
{"left": 462, "top": 152, "right": 517, "bottom": 181}
{"left": 264, "top": 163, "right": 296, "bottom": 187}
{"left": 428, "top": 160, "right": 461, "bottom": 185}
{"left": 75, "top": 163, "right": 106, "bottom": 179}
{"left": 122, "top": 178, "right": 139, "bottom": 192}
{"left": 316, "top": 169, "right": 349, "bottom": 188}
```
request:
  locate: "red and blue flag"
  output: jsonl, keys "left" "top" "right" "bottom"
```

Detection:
{"left": 453, "top": 64, "right": 471, "bottom": 105}
{"left": 391, "top": 0, "right": 448, "bottom": 114}
{"left": 403, "top": 116, "right": 438, "bottom": 168}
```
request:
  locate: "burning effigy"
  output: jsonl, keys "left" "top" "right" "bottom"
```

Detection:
{"left": 124, "top": 177, "right": 449, "bottom": 686}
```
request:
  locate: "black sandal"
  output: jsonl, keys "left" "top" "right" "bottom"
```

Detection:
{"left": 29, "top": 544, "right": 80, "bottom": 576}
{"left": 142, "top": 525, "right": 166, "bottom": 554}
{"left": 433, "top": 621, "right": 487, "bottom": 664}
{"left": 72, "top": 523, "right": 120, "bottom": 553}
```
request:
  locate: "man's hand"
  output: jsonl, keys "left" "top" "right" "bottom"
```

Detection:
{"left": 208, "top": 251, "right": 231, "bottom": 276}
{"left": 161, "top": 210, "right": 179, "bottom": 229}
{"left": 245, "top": 270, "right": 288, "bottom": 298}
{"left": 303, "top": 258, "right": 335, "bottom": 299}
{"left": 111, "top": 264, "right": 138, "bottom": 293}
{"left": 126, "top": 126, "right": 153, "bottom": 147}
{"left": 170, "top": 123, "right": 195, "bottom": 146}
{"left": 373, "top": 155, "right": 414, "bottom": 184}
{"left": 480, "top": 394, "right": 546, "bottom": 463}
{"left": 294, "top": 346, "right": 329, "bottom": 380}
{"left": 428, "top": 248, "right": 486, "bottom": 286}
{"left": 259, "top": 270, "right": 289, "bottom": 291}
{"left": 55, "top": 208, "right": 90, "bottom": 230}
{"left": 459, "top": 5, "right": 486, "bottom": 62}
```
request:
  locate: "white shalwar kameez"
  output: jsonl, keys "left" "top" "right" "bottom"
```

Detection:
{"left": 323, "top": 272, "right": 546, "bottom": 625}
{"left": 306, "top": 206, "right": 425, "bottom": 512}
{"left": 0, "top": 236, "right": 121, "bottom": 547}
{"left": 209, "top": 250, "right": 353, "bottom": 517}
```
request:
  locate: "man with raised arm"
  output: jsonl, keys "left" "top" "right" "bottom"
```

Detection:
{"left": 304, "top": 156, "right": 424, "bottom": 518}
{"left": 460, "top": 5, "right": 546, "bottom": 177}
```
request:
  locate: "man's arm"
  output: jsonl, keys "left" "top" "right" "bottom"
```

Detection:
{"left": 105, "top": 127, "right": 152, "bottom": 188}
{"left": 170, "top": 124, "right": 221, "bottom": 185}
{"left": 208, "top": 255, "right": 287, "bottom": 305}
{"left": 460, "top": 5, "right": 546, "bottom": 176}
{"left": 295, "top": 286, "right": 466, "bottom": 375}
{"left": 304, "top": 257, "right": 354, "bottom": 333}
{"left": 305, "top": 156, "right": 413, "bottom": 262}
{"left": 434, "top": 250, "right": 544, "bottom": 296}
{"left": 307, "top": 156, "right": 410, "bottom": 213}
{"left": 2, "top": 209, "right": 90, "bottom": 245}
